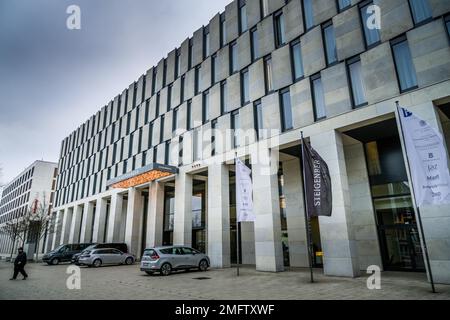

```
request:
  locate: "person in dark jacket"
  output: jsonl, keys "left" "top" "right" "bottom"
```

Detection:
{"left": 10, "top": 247, "right": 28, "bottom": 280}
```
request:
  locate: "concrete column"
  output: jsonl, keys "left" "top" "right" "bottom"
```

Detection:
{"left": 106, "top": 192, "right": 124, "bottom": 243}
{"left": 92, "top": 197, "right": 107, "bottom": 243}
{"left": 398, "top": 102, "right": 450, "bottom": 284}
{"left": 283, "top": 158, "right": 309, "bottom": 268}
{"left": 146, "top": 182, "right": 165, "bottom": 248}
{"left": 60, "top": 207, "right": 73, "bottom": 245}
{"left": 343, "top": 135, "right": 382, "bottom": 270}
{"left": 251, "top": 147, "right": 284, "bottom": 272}
{"left": 80, "top": 202, "right": 95, "bottom": 243}
{"left": 310, "top": 130, "right": 360, "bottom": 277}
{"left": 173, "top": 172, "right": 193, "bottom": 246}
{"left": 69, "top": 205, "right": 83, "bottom": 244}
{"left": 207, "top": 163, "right": 231, "bottom": 268}
{"left": 52, "top": 210, "right": 63, "bottom": 249}
{"left": 125, "top": 188, "right": 144, "bottom": 257}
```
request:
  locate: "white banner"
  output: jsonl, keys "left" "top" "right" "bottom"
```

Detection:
{"left": 236, "top": 158, "right": 255, "bottom": 222}
{"left": 398, "top": 106, "right": 450, "bottom": 206}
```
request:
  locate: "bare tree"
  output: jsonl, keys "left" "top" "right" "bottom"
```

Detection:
{"left": 23, "top": 195, "right": 55, "bottom": 262}
{"left": 0, "top": 217, "right": 29, "bottom": 260}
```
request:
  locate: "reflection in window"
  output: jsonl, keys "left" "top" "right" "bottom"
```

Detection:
{"left": 409, "top": 0, "right": 432, "bottom": 25}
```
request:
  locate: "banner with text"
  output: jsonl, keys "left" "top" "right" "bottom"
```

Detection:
{"left": 398, "top": 107, "right": 450, "bottom": 206}
{"left": 236, "top": 158, "right": 255, "bottom": 222}
{"left": 302, "top": 141, "right": 332, "bottom": 217}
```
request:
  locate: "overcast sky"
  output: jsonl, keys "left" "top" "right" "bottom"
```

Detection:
{"left": 0, "top": 0, "right": 230, "bottom": 185}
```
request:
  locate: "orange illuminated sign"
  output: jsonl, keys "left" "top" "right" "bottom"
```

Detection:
{"left": 107, "top": 163, "right": 178, "bottom": 189}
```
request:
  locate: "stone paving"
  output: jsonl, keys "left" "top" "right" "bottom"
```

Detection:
{"left": 0, "top": 261, "right": 449, "bottom": 300}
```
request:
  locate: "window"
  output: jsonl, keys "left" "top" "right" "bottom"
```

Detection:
{"left": 173, "top": 107, "right": 179, "bottom": 134}
{"left": 187, "top": 100, "right": 193, "bottom": 130}
{"left": 323, "top": 21, "right": 337, "bottom": 65}
{"left": 347, "top": 57, "right": 367, "bottom": 107}
{"left": 180, "top": 75, "right": 185, "bottom": 103}
{"left": 254, "top": 100, "right": 263, "bottom": 140}
{"left": 241, "top": 69, "right": 250, "bottom": 105}
{"left": 204, "top": 27, "right": 210, "bottom": 58}
{"left": 221, "top": 81, "right": 228, "bottom": 114}
{"left": 153, "top": 147, "right": 158, "bottom": 163}
{"left": 220, "top": 14, "right": 227, "bottom": 47}
{"left": 408, "top": 0, "right": 432, "bottom": 25}
{"left": 167, "top": 84, "right": 173, "bottom": 110}
{"left": 203, "top": 91, "right": 210, "bottom": 123}
{"left": 212, "top": 54, "right": 218, "bottom": 84}
{"left": 280, "top": 89, "right": 293, "bottom": 132}
{"left": 251, "top": 27, "right": 259, "bottom": 61}
{"left": 160, "top": 115, "right": 165, "bottom": 143}
{"left": 338, "top": 0, "right": 351, "bottom": 11}
{"left": 230, "top": 41, "right": 238, "bottom": 73}
{"left": 193, "top": 129, "right": 202, "bottom": 161}
{"left": 189, "top": 39, "right": 194, "bottom": 69}
{"left": 178, "top": 136, "right": 184, "bottom": 166}
{"left": 264, "top": 56, "right": 273, "bottom": 93}
{"left": 211, "top": 119, "right": 218, "bottom": 156}
{"left": 231, "top": 111, "right": 240, "bottom": 148}
{"left": 240, "top": 1, "right": 248, "bottom": 33}
{"left": 149, "top": 122, "right": 154, "bottom": 148}
{"left": 392, "top": 37, "right": 418, "bottom": 92}
{"left": 446, "top": 15, "right": 450, "bottom": 40}
{"left": 195, "top": 66, "right": 201, "bottom": 95}
{"left": 261, "top": 0, "right": 269, "bottom": 17}
{"left": 360, "top": 1, "right": 381, "bottom": 47}
{"left": 165, "top": 141, "right": 170, "bottom": 165}
{"left": 274, "top": 11, "right": 286, "bottom": 48}
{"left": 311, "top": 74, "right": 327, "bottom": 120}
{"left": 303, "top": 0, "right": 314, "bottom": 30}
{"left": 175, "top": 49, "right": 181, "bottom": 79}
{"left": 291, "top": 40, "right": 304, "bottom": 81}
{"left": 156, "top": 93, "right": 160, "bottom": 117}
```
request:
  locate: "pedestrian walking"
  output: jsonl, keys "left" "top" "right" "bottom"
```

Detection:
{"left": 10, "top": 247, "right": 28, "bottom": 280}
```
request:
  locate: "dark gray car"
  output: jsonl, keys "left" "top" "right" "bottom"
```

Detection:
{"left": 140, "top": 246, "right": 210, "bottom": 276}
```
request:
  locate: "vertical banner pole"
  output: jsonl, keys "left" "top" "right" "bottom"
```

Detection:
{"left": 301, "top": 132, "right": 314, "bottom": 283}
{"left": 395, "top": 102, "right": 436, "bottom": 293}
{"left": 236, "top": 221, "right": 240, "bottom": 277}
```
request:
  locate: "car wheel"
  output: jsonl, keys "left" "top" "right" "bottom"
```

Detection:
{"left": 199, "top": 259, "right": 209, "bottom": 272}
{"left": 160, "top": 263, "right": 172, "bottom": 276}
{"left": 51, "top": 258, "right": 60, "bottom": 266}
{"left": 93, "top": 259, "right": 102, "bottom": 268}
{"left": 145, "top": 271, "right": 153, "bottom": 275}
{"left": 125, "top": 257, "right": 134, "bottom": 265}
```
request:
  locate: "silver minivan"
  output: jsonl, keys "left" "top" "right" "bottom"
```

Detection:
{"left": 140, "top": 246, "right": 210, "bottom": 276}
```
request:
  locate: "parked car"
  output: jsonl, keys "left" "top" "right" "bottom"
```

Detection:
{"left": 71, "top": 243, "right": 128, "bottom": 264}
{"left": 77, "top": 248, "right": 135, "bottom": 267}
{"left": 140, "top": 246, "right": 210, "bottom": 276}
{"left": 43, "top": 243, "right": 93, "bottom": 265}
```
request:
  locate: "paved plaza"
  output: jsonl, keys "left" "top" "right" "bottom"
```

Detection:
{"left": 0, "top": 261, "right": 449, "bottom": 300}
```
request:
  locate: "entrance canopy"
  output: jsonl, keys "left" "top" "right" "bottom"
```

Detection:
{"left": 106, "top": 163, "right": 178, "bottom": 189}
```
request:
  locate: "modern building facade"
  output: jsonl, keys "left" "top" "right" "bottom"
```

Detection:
{"left": 0, "top": 160, "right": 58, "bottom": 257}
{"left": 51, "top": 0, "right": 450, "bottom": 283}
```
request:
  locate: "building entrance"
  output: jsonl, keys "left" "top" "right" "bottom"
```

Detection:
{"left": 347, "top": 119, "right": 425, "bottom": 272}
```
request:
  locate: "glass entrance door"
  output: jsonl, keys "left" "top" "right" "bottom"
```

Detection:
{"left": 374, "top": 191, "right": 425, "bottom": 271}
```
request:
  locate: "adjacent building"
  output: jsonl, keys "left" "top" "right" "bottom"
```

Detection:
{"left": 0, "top": 160, "right": 58, "bottom": 257}
{"left": 50, "top": 0, "right": 450, "bottom": 283}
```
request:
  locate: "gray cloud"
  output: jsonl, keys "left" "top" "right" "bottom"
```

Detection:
{"left": 0, "top": 0, "right": 230, "bottom": 183}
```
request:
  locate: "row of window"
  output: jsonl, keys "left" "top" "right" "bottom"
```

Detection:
{"left": 0, "top": 206, "right": 27, "bottom": 225}
{"left": 0, "top": 193, "right": 29, "bottom": 217}
{"left": 0, "top": 180, "right": 32, "bottom": 207}
{"left": 1, "top": 167, "right": 34, "bottom": 198}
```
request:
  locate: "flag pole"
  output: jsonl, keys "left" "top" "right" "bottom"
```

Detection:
{"left": 395, "top": 101, "right": 436, "bottom": 293}
{"left": 301, "top": 131, "right": 314, "bottom": 283}
{"left": 235, "top": 152, "right": 240, "bottom": 277}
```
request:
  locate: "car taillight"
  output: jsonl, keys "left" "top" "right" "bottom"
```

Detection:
{"left": 151, "top": 254, "right": 159, "bottom": 260}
